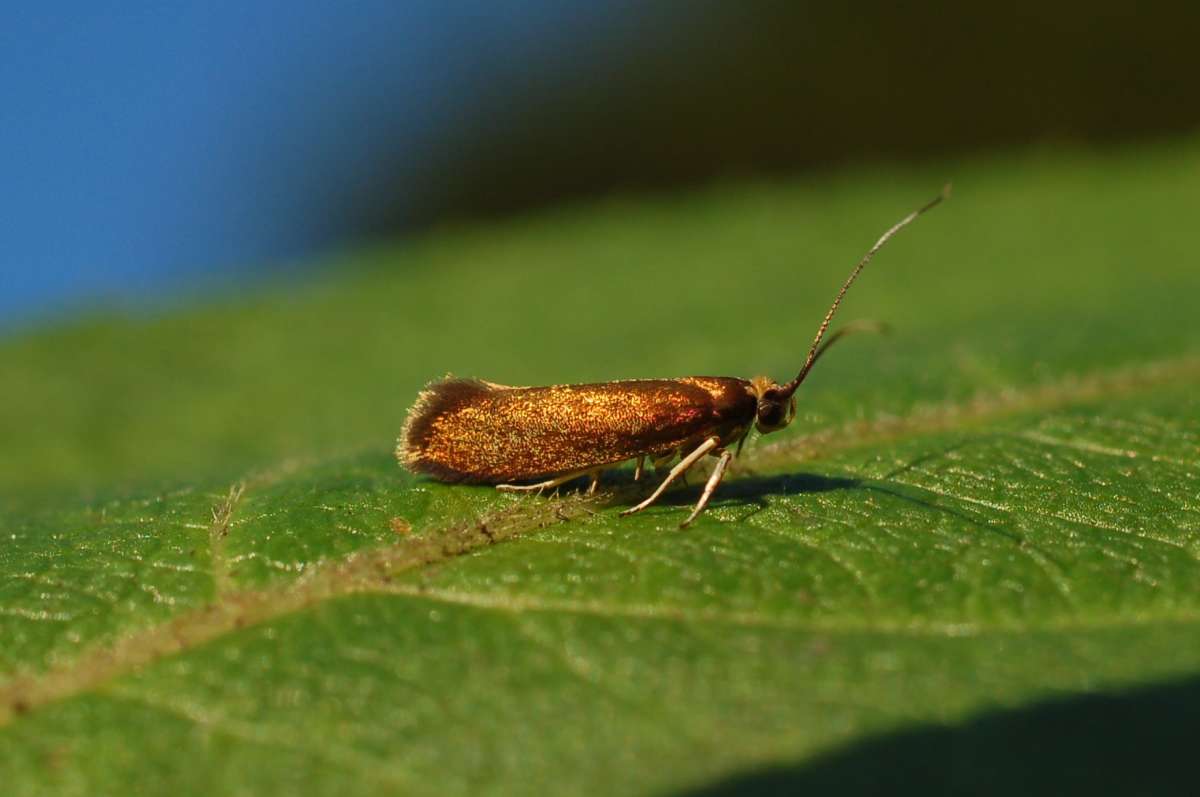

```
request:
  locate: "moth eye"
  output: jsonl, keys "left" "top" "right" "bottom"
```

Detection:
{"left": 757, "top": 402, "right": 786, "bottom": 429}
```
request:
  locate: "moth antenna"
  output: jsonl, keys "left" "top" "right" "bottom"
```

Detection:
{"left": 779, "top": 184, "right": 950, "bottom": 398}
{"left": 804, "top": 319, "right": 890, "bottom": 373}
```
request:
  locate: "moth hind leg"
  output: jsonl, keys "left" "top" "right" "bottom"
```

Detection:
{"left": 497, "top": 468, "right": 593, "bottom": 496}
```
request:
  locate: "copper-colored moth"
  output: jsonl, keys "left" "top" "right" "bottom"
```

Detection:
{"left": 399, "top": 187, "right": 948, "bottom": 526}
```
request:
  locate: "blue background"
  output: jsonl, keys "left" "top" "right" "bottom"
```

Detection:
{"left": 4, "top": 3, "right": 1197, "bottom": 331}
{"left": 0, "top": 2, "right": 629, "bottom": 328}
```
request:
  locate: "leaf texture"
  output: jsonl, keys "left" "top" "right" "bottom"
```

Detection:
{"left": 1, "top": 139, "right": 1199, "bottom": 795}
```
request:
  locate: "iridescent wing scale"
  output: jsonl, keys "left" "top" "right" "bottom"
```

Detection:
{"left": 399, "top": 378, "right": 728, "bottom": 483}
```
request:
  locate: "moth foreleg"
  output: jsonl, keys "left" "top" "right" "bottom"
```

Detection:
{"left": 620, "top": 437, "right": 718, "bottom": 517}
{"left": 680, "top": 449, "right": 733, "bottom": 528}
{"left": 497, "top": 468, "right": 592, "bottom": 495}
{"left": 586, "top": 469, "right": 602, "bottom": 495}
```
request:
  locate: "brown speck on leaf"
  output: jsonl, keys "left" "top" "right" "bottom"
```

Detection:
{"left": 44, "top": 744, "right": 71, "bottom": 772}
{"left": 390, "top": 516, "right": 412, "bottom": 535}
{"left": 808, "top": 637, "right": 832, "bottom": 657}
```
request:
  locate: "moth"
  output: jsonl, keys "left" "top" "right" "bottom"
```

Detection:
{"left": 398, "top": 187, "right": 947, "bottom": 526}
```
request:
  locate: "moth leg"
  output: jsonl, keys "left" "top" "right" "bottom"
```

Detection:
{"left": 497, "top": 468, "right": 591, "bottom": 495}
{"left": 633, "top": 456, "right": 644, "bottom": 482}
{"left": 621, "top": 437, "right": 718, "bottom": 517}
{"left": 586, "top": 470, "right": 602, "bottom": 495}
{"left": 680, "top": 449, "right": 733, "bottom": 528}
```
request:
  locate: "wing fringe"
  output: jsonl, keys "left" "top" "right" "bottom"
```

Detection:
{"left": 397, "top": 377, "right": 498, "bottom": 481}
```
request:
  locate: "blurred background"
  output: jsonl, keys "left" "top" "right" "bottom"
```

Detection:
{"left": 3, "top": 1, "right": 1198, "bottom": 331}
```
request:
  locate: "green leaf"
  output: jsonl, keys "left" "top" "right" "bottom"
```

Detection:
{"left": 2, "top": 139, "right": 1199, "bottom": 795}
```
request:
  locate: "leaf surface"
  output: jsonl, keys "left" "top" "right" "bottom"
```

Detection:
{"left": 2, "top": 140, "right": 1199, "bottom": 795}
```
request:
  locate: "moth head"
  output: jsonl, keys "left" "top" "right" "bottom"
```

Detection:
{"left": 750, "top": 377, "right": 796, "bottom": 434}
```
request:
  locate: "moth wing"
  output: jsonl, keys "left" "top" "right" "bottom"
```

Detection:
{"left": 399, "top": 379, "right": 717, "bottom": 482}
